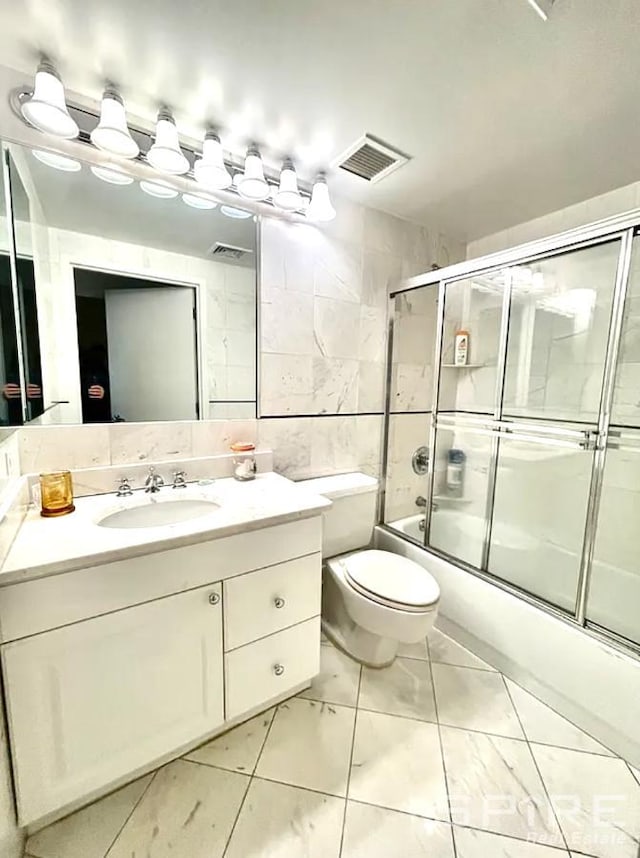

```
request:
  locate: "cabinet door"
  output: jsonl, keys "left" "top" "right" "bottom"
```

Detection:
{"left": 2, "top": 584, "right": 224, "bottom": 825}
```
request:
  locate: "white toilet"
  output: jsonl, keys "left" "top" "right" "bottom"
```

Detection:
{"left": 300, "top": 472, "right": 440, "bottom": 668}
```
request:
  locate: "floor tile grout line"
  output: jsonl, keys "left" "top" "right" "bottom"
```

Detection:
{"left": 221, "top": 703, "right": 280, "bottom": 858}
{"left": 626, "top": 761, "right": 640, "bottom": 787}
{"left": 337, "top": 663, "right": 362, "bottom": 858}
{"left": 103, "top": 768, "right": 160, "bottom": 858}
{"left": 501, "top": 673, "right": 571, "bottom": 854}
{"left": 426, "top": 639, "right": 458, "bottom": 857}
{"left": 294, "top": 694, "right": 622, "bottom": 758}
{"left": 220, "top": 771, "right": 253, "bottom": 858}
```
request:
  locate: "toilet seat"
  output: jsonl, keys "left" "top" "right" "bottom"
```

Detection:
{"left": 339, "top": 549, "right": 440, "bottom": 613}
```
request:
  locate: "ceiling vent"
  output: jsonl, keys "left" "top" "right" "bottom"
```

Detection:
{"left": 333, "top": 134, "right": 410, "bottom": 183}
{"left": 209, "top": 242, "right": 253, "bottom": 261}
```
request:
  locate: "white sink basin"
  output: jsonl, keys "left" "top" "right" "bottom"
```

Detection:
{"left": 98, "top": 499, "right": 220, "bottom": 529}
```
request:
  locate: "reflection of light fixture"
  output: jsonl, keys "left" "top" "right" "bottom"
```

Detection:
{"left": 220, "top": 205, "right": 253, "bottom": 219}
{"left": 273, "top": 158, "right": 304, "bottom": 211}
{"left": 21, "top": 60, "right": 79, "bottom": 139}
{"left": 194, "top": 132, "right": 231, "bottom": 189}
{"left": 236, "top": 147, "right": 269, "bottom": 200}
{"left": 139, "top": 180, "right": 178, "bottom": 199}
{"left": 90, "top": 165, "right": 134, "bottom": 185}
{"left": 182, "top": 193, "right": 217, "bottom": 210}
{"left": 146, "top": 109, "right": 189, "bottom": 174}
{"left": 306, "top": 172, "right": 336, "bottom": 222}
{"left": 90, "top": 88, "right": 139, "bottom": 158}
{"left": 32, "top": 149, "right": 81, "bottom": 172}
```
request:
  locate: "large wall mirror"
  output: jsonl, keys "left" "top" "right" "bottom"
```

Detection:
{"left": 0, "top": 141, "right": 257, "bottom": 426}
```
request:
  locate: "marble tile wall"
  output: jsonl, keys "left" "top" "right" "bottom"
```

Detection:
{"left": 259, "top": 198, "right": 465, "bottom": 485}
{"left": 16, "top": 420, "right": 258, "bottom": 474}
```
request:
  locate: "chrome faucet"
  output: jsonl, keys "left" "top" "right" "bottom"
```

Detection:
{"left": 416, "top": 495, "right": 427, "bottom": 508}
{"left": 172, "top": 470, "right": 187, "bottom": 489}
{"left": 144, "top": 466, "right": 164, "bottom": 494}
{"left": 116, "top": 476, "right": 133, "bottom": 497}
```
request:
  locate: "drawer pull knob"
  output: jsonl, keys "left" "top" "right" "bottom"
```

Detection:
{"left": 273, "top": 663, "right": 285, "bottom": 676}
{"left": 274, "top": 597, "right": 285, "bottom": 609}
{"left": 208, "top": 592, "right": 220, "bottom": 606}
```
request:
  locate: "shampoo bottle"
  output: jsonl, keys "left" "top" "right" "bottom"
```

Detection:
{"left": 454, "top": 329, "right": 469, "bottom": 366}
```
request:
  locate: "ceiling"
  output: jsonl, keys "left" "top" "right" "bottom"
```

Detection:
{"left": 12, "top": 146, "right": 257, "bottom": 264}
{"left": 0, "top": 0, "right": 639, "bottom": 242}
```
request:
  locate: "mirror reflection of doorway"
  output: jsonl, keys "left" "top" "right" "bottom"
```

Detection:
{"left": 74, "top": 268, "right": 199, "bottom": 423}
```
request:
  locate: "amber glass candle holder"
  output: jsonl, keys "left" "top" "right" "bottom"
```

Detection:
{"left": 40, "top": 471, "right": 75, "bottom": 518}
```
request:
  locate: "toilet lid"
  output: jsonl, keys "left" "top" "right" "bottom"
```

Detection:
{"left": 343, "top": 550, "right": 440, "bottom": 609}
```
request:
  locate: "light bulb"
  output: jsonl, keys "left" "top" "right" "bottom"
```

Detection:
{"left": 194, "top": 132, "right": 231, "bottom": 190}
{"left": 91, "top": 165, "right": 134, "bottom": 185}
{"left": 273, "top": 159, "right": 304, "bottom": 211}
{"left": 32, "top": 149, "right": 81, "bottom": 172}
{"left": 21, "top": 60, "right": 79, "bottom": 139}
{"left": 236, "top": 147, "right": 269, "bottom": 200}
{"left": 220, "top": 205, "right": 253, "bottom": 219}
{"left": 139, "top": 180, "right": 178, "bottom": 199}
{"left": 146, "top": 110, "right": 189, "bottom": 174}
{"left": 90, "top": 88, "right": 139, "bottom": 159}
{"left": 182, "top": 193, "right": 217, "bottom": 210}
{"left": 306, "top": 173, "right": 336, "bottom": 222}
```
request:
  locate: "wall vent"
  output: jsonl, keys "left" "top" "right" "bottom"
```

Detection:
{"left": 209, "top": 242, "right": 253, "bottom": 261}
{"left": 333, "top": 134, "right": 410, "bottom": 183}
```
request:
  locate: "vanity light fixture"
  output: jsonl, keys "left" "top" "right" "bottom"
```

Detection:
{"left": 182, "top": 192, "right": 217, "bottom": 210}
{"left": 32, "top": 149, "right": 82, "bottom": 172}
{"left": 235, "top": 147, "right": 270, "bottom": 201}
{"left": 90, "top": 88, "right": 139, "bottom": 159}
{"left": 306, "top": 172, "right": 336, "bottom": 222}
{"left": 220, "top": 205, "right": 253, "bottom": 219}
{"left": 139, "top": 179, "right": 179, "bottom": 199}
{"left": 90, "top": 164, "right": 134, "bottom": 185}
{"left": 273, "top": 158, "right": 304, "bottom": 212}
{"left": 20, "top": 60, "right": 79, "bottom": 139}
{"left": 146, "top": 109, "right": 189, "bottom": 174}
{"left": 194, "top": 132, "right": 232, "bottom": 190}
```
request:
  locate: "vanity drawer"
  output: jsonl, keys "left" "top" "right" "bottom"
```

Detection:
{"left": 224, "top": 616, "right": 320, "bottom": 719}
{"left": 224, "top": 553, "right": 321, "bottom": 650}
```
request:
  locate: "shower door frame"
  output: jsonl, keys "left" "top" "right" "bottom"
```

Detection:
{"left": 381, "top": 210, "right": 640, "bottom": 659}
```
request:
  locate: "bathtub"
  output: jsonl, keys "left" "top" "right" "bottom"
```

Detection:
{"left": 389, "top": 509, "right": 576, "bottom": 612}
{"left": 375, "top": 523, "right": 640, "bottom": 767}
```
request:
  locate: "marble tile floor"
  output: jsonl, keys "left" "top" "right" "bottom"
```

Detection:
{"left": 25, "top": 627, "right": 640, "bottom": 858}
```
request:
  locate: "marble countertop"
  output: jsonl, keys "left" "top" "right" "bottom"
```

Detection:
{"left": 1, "top": 473, "right": 330, "bottom": 586}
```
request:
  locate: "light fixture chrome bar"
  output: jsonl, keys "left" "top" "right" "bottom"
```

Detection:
{"left": 423, "top": 280, "right": 447, "bottom": 547}
{"left": 9, "top": 85, "right": 317, "bottom": 217}
{"left": 575, "top": 229, "right": 634, "bottom": 625}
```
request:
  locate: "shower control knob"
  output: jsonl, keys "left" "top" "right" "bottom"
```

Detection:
{"left": 208, "top": 592, "right": 220, "bottom": 606}
{"left": 273, "top": 664, "right": 285, "bottom": 676}
{"left": 274, "top": 597, "right": 285, "bottom": 609}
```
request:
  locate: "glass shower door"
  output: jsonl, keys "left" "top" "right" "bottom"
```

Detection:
{"left": 384, "top": 285, "right": 438, "bottom": 540}
{"left": 587, "top": 230, "right": 640, "bottom": 646}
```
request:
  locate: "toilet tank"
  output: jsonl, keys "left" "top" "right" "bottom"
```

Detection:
{"left": 298, "top": 472, "right": 378, "bottom": 558}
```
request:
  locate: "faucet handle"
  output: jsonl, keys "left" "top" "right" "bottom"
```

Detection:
{"left": 116, "top": 476, "right": 133, "bottom": 497}
{"left": 172, "top": 470, "right": 187, "bottom": 489}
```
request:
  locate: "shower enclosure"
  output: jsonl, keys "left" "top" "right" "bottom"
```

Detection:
{"left": 381, "top": 215, "right": 640, "bottom": 657}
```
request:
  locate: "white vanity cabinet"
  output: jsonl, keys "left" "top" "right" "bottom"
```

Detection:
{"left": 2, "top": 585, "right": 224, "bottom": 825}
{"left": 0, "top": 515, "right": 323, "bottom": 826}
